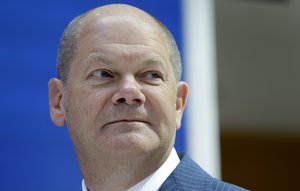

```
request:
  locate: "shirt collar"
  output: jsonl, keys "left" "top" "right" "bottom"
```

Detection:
{"left": 82, "top": 148, "right": 180, "bottom": 191}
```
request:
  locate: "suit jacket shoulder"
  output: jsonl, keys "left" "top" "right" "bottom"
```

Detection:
{"left": 159, "top": 154, "right": 247, "bottom": 191}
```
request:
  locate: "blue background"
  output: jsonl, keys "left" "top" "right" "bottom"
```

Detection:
{"left": 0, "top": 0, "right": 184, "bottom": 190}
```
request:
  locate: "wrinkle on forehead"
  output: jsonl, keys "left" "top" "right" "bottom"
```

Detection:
{"left": 85, "top": 51, "right": 167, "bottom": 67}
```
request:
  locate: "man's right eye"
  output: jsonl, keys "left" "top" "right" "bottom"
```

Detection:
{"left": 89, "top": 70, "right": 113, "bottom": 79}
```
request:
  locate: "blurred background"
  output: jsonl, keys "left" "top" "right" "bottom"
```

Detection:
{"left": 216, "top": 0, "right": 300, "bottom": 190}
{"left": 1, "top": 0, "right": 299, "bottom": 190}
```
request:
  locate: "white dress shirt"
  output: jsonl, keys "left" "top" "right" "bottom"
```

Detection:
{"left": 82, "top": 148, "right": 180, "bottom": 191}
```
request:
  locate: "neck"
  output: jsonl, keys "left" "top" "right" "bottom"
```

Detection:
{"left": 78, "top": 150, "right": 171, "bottom": 191}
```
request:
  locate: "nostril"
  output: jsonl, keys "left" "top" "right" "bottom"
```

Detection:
{"left": 133, "top": 99, "right": 141, "bottom": 104}
{"left": 117, "top": 98, "right": 126, "bottom": 103}
{"left": 112, "top": 85, "right": 146, "bottom": 105}
{"left": 114, "top": 97, "right": 143, "bottom": 105}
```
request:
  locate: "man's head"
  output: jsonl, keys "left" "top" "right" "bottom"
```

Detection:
{"left": 49, "top": 3, "right": 188, "bottom": 170}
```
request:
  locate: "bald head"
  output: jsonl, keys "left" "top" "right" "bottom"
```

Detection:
{"left": 57, "top": 4, "right": 182, "bottom": 84}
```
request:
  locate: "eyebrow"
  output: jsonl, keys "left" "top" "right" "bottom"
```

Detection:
{"left": 83, "top": 53, "right": 168, "bottom": 71}
{"left": 140, "top": 55, "right": 167, "bottom": 68}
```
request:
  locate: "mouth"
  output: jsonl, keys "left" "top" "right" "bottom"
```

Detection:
{"left": 103, "top": 119, "right": 150, "bottom": 128}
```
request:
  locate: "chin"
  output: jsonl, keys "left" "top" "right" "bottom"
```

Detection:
{"left": 106, "top": 132, "right": 160, "bottom": 156}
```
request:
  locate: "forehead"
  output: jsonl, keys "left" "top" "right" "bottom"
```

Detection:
{"left": 76, "top": 13, "right": 169, "bottom": 58}
{"left": 70, "top": 13, "right": 169, "bottom": 67}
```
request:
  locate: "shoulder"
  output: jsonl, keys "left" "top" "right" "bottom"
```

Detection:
{"left": 211, "top": 179, "right": 247, "bottom": 191}
{"left": 159, "top": 153, "right": 248, "bottom": 191}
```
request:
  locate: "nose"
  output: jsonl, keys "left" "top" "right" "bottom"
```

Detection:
{"left": 112, "top": 76, "right": 146, "bottom": 105}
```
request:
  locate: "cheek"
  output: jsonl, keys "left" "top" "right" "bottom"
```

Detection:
{"left": 66, "top": 87, "right": 112, "bottom": 128}
{"left": 65, "top": 88, "right": 113, "bottom": 148}
{"left": 156, "top": 86, "right": 176, "bottom": 113}
{"left": 145, "top": 86, "right": 177, "bottom": 129}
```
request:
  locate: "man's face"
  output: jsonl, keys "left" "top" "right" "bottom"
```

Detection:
{"left": 50, "top": 13, "right": 188, "bottom": 160}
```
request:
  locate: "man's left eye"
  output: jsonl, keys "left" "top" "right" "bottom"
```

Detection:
{"left": 144, "top": 71, "right": 163, "bottom": 80}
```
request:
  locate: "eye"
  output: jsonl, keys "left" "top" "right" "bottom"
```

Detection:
{"left": 143, "top": 71, "right": 164, "bottom": 82}
{"left": 149, "top": 72, "right": 161, "bottom": 79}
{"left": 89, "top": 69, "right": 114, "bottom": 80}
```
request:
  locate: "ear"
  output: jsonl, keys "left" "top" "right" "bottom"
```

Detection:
{"left": 175, "top": 81, "right": 189, "bottom": 130}
{"left": 48, "top": 78, "right": 66, "bottom": 127}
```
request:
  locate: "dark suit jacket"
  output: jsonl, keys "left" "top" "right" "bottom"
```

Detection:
{"left": 159, "top": 154, "right": 247, "bottom": 191}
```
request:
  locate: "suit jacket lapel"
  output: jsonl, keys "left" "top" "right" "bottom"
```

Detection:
{"left": 159, "top": 153, "right": 213, "bottom": 191}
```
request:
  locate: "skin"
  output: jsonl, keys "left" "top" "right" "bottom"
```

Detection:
{"left": 48, "top": 4, "right": 188, "bottom": 191}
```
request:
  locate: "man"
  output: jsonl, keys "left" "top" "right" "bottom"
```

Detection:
{"left": 49, "top": 4, "right": 246, "bottom": 191}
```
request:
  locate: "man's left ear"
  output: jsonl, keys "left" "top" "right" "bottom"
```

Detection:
{"left": 175, "top": 81, "right": 189, "bottom": 130}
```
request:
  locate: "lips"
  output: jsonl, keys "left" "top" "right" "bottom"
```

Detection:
{"left": 103, "top": 119, "right": 150, "bottom": 128}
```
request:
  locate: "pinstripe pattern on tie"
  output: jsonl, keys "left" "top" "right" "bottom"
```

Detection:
{"left": 159, "top": 154, "right": 248, "bottom": 191}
